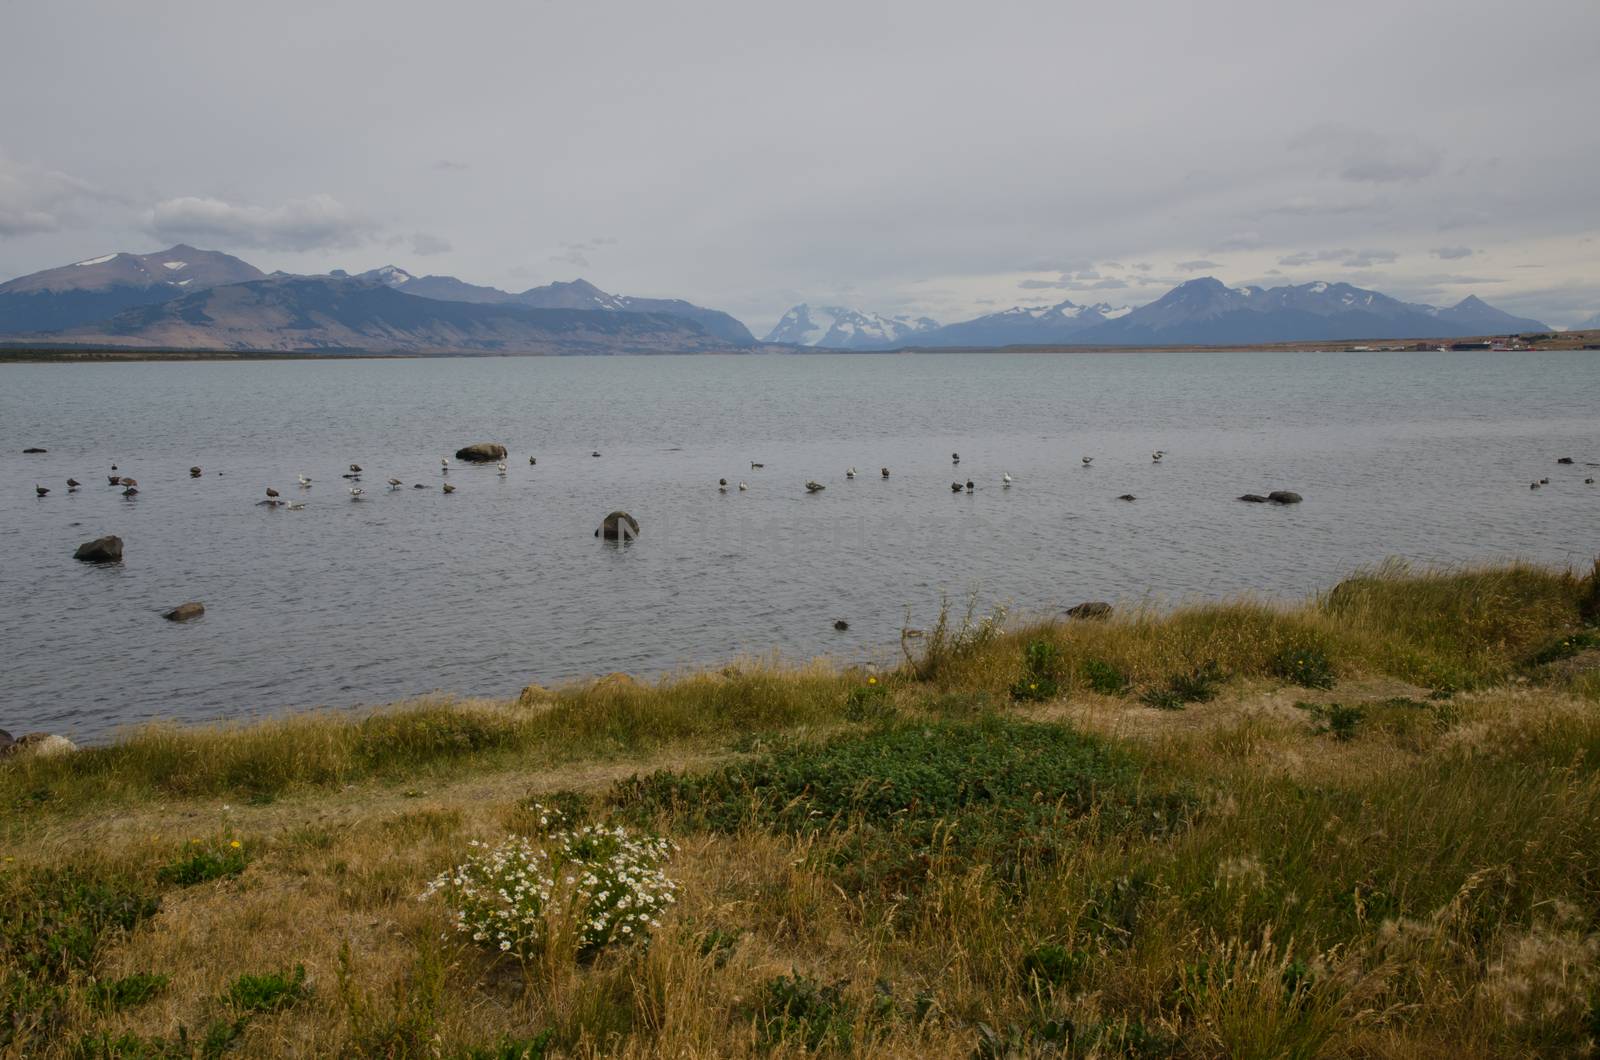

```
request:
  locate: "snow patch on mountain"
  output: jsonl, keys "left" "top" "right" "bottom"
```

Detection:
{"left": 764, "top": 304, "right": 940, "bottom": 349}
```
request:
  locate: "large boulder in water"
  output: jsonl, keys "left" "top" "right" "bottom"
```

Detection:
{"left": 74, "top": 535, "right": 123, "bottom": 563}
{"left": 163, "top": 601, "right": 205, "bottom": 622}
{"left": 1267, "top": 491, "right": 1303, "bottom": 504}
{"left": 596, "top": 511, "right": 640, "bottom": 541}
{"left": 454, "top": 443, "right": 508, "bottom": 463}
{"left": 1066, "top": 601, "right": 1113, "bottom": 620}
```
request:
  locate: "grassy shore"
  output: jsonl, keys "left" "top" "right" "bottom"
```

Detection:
{"left": 4, "top": 560, "right": 1599, "bottom": 1058}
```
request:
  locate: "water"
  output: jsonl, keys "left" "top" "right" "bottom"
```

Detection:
{"left": 2, "top": 350, "right": 1597, "bottom": 742}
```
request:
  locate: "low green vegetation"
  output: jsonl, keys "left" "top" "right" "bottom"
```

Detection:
{"left": 2, "top": 559, "right": 1599, "bottom": 1056}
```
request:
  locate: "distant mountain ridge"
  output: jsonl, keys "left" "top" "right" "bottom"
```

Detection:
{"left": 763, "top": 304, "right": 939, "bottom": 349}
{"left": 0, "top": 247, "right": 756, "bottom": 349}
{"left": 909, "top": 299, "right": 1131, "bottom": 348}
{"left": 343, "top": 268, "right": 756, "bottom": 346}
{"left": 1067, "top": 278, "right": 1550, "bottom": 346}
{"left": 39, "top": 275, "right": 745, "bottom": 354}
{"left": 0, "top": 245, "right": 263, "bottom": 333}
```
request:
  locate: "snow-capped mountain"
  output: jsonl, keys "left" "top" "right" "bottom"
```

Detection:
{"left": 1077, "top": 278, "right": 1550, "bottom": 345}
{"left": 1574, "top": 311, "right": 1600, "bottom": 331}
{"left": 910, "top": 299, "right": 1130, "bottom": 347}
{"left": 0, "top": 245, "right": 264, "bottom": 333}
{"left": 764, "top": 304, "right": 940, "bottom": 349}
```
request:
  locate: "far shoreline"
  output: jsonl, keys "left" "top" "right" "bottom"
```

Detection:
{"left": 2, "top": 327, "right": 1596, "bottom": 364}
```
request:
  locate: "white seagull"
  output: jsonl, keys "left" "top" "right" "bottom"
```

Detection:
{"left": 846, "top": 467, "right": 857, "bottom": 479}
{"left": 297, "top": 474, "right": 312, "bottom": 487}
{"left": 1002, "top": 472, "right": 1013, "bottom": 486}
{"left": 349, "top": 487, "right": 364, "bottom": 500}
{"left": 738, "top": 481, "right": 748, "bottom": 491}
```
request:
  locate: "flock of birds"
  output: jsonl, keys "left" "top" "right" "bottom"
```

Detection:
{"left": 1529, "top": 456, "right": 1598, "bottom": 490}
{"left": 32, "top": 447, "right": 1593, "bottom": 505}
{"left": 781, "top": 450, "right": 1166, "bottom": 496}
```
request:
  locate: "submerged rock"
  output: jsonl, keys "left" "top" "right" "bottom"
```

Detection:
{"left": 834, "top": 619, "right": 850, "bottom": 631}
{"left": 1268, "top": 491, "right": 1303, "bottom": 504}
{"left": 73, "top": 535, "right": 123, "bottom": 563}
{"left": 163, "top": 601, "right": 205, "bottom": 622}
{"left": 1066, "top": 601, "right": 1113, "bottom": 620}
{"left": 1558, "top": 457, "right": 1575, "bottom": 464}
{"left": 1238, "top": 494, "right": 1268, "bottom": 503}
{"left": 596, "top": 510, "right": 640, "bottom": 540}
{"left": 454, "top": 443, "right": 508, "bottom": 463}
{"left": 22, "top": 447, "right": 47, "bottom": 454}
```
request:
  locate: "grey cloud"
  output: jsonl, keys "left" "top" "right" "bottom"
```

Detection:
{"left": 147, "top": 194, "right": 377, "bottom": 251}
{"left": 1261, "top": 195, "right": 1387, "bottom": 217}
{"left": 1018, "top": 276, "right": 1072, "bottom": 290}
{"left": 409, "top": 232, "right": 452, "bottom": 256}
{"left": 0, "top": 156, "right": 102, "bottom": 237}
{"left": 1291, "top": 123, "right": 1441, "bottom": 183}
{"left": 1083, "top": 277, "right": 1128, "bottom": 290}
{"left": 550, "top": 247, "right": 590, "bottom": 267}
{"left": 1432, "top": 246, "right": 1474, "bottom": 259}
{"left": 1279, "top": 248, "right": 1399, "bottom": 268}
{"left": 435, "top": 160, "right": 470, "bottom": 171}
{"left": 1212, "top": 233, "right": 1262, "bottom": 252}
{"left": 1175, "top": 259, "right": 1221, "bottom": 271}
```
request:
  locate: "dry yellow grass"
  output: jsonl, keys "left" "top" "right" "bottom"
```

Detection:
{"left": 4, "top": 560, "right": 1599, "bottom": 1057}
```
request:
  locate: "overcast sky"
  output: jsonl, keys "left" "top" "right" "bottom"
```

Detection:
{"left": 2, "top": 0, "right": 1597, "bottom": 332}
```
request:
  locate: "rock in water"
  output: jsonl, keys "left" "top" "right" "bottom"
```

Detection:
{"left": 1267, "top": 491, "right": 1303, "bottom": 504}
{"left": 22, "top": 447, "right": 47, "bottom": 454}
{"left": 1238, "top": 494, "right": 1268, "bottom": 503}
{"left": 163, "top": 601, "right": 206, "bottom": 622}
{"left": 1558, "top": 457, "right": 1575, "bottom": 464}
{"left": 596, "top": 510, "right": 640, "bottom": 541}
{"left": 1066, "top": 601, "right": 1113, "bottom": 620}
{"left": 73, "top": 535, "right": 124, "bottom": 563}
{"left": 454, "top": 443, "right": 508, "bottom": 463}
{"left": 834, "top": 619, "right": 850, "bottom": 631}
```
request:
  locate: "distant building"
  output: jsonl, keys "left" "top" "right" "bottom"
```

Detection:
{"left": 1450, "top": 341, "right": 1493, "bottom": 351}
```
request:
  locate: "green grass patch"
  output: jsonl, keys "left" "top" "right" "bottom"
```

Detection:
{"left": 757, "top": 973, "right": 855, "bottom": 1052}
{"left": 156, "top": 840, "right": 248, "bottom": 887}
{"left": 1140, "top": 661, "right": 1224, "bottom": 710}
{"left": 1270, "top": 641, "right": 1336, "bottom": 689}
{"left": 89, "top": 972, "right": 169, "bottom": 1011}
{"left": 0, "top": 863, "right": 160, "bottom": 1048}
{"left": 612, "top": 716, "right": 1190, "bottom": 894}
{"left": 223, "top": 965, "right": 307, "bottom": 1014}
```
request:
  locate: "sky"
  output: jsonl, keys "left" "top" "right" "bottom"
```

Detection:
{"left": 1, "top": 0, "right": 1597, "bottom": 334}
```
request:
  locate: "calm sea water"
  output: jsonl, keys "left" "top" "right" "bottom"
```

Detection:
{"left": 3, "top": 350, "right": 1597, "bottom": 742}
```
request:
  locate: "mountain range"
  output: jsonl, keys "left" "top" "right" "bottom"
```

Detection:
{"left": 763, "top": 304, "right": 940, "bottom": 349}
{"left": 0, "top": 248, "right": 755, "bottom": 354}
{"left": 774, "top": 280, "right": 1549, "bottom": 349}
{"left": 0, "top": 244, "right": 1558, "bottom": 354}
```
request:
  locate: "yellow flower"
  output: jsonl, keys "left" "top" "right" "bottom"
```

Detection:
{"left": 867, "top": 676, "right": 877, "bottom": 686}
{"left": 230, "top": 840, "right": 242, "bottom": 849}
